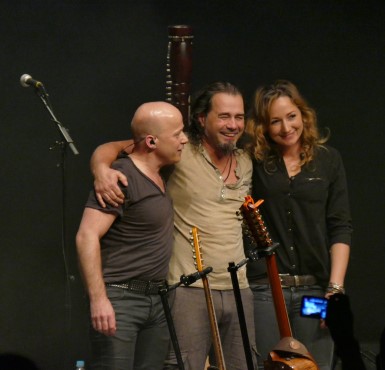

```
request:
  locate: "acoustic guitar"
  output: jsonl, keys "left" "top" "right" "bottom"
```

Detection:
{"left": 191, "top": 227, "right": 226, "bottom": 370}
{"left": 240, "top": 195, "right": 319, "bottom": 370}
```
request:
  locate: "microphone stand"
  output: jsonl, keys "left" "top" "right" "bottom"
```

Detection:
{"left": 35, "top": 86, "right": 79, "bottom": 156}
{"left": 32, "top": 86, "right": 79, "bottom": 336}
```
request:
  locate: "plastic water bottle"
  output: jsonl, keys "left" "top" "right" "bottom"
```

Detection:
{"left": 75, "top": 360, "right": 85, "bottom": 370}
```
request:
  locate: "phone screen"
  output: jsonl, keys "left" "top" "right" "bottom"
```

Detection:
{"left": 300, "top": 295, "right": 328, "bottom": 319}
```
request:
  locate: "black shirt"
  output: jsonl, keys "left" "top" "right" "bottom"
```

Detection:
{"left": 247, "top": 145, "right": 352, "bottom": 287}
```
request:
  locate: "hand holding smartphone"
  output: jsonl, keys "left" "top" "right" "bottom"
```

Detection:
{"left": 300, "top": 295, "right": 328, "bottom": 320}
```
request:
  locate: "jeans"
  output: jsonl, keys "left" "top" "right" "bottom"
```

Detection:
{"left": 163, "top": 287, "right": 258, "bottom": 370}
{"left": 90, "top": 286, "right": 169, "bottom": 370}
{"left": 250, "top": 284, "right": 334, "bottom": 370}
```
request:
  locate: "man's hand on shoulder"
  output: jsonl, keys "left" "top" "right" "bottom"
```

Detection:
{"left": 94, "top": 166, "right": 128, "bottom": 208}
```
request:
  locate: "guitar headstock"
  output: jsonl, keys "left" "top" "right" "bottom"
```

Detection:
{"left": 191, "top": 226, "right": 204, "bottom": 271}
{"left": 239, "top": 195, "right": 273, "bottom": 248}
{"left": 191, "top": 226, "right": 205, "bottom": 272}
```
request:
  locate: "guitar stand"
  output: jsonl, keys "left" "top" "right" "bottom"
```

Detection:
{"left": 159, "top": 268, "right": 214, "bottom": 370}
{"left": 227, "top": 243, "right": 280, "bottom": 370}
{"left": 159, "top": 284, "right": 185, "bottom": 370}
{"left": 228, "top": 259, "right": 255, "bottom": 370}
{"left": 247, "top": 243, "right": 280, "bottom": 261}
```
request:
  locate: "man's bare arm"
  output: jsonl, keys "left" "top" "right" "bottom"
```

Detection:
{"left": 90, "top": 140, "right": 133, "bottom": 207}
{"left": 76, "top": 207, "right": 117, "bottom": 335}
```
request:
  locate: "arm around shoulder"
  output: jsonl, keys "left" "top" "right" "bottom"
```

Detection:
{"left": 90, "top": 140, "right": 133, "bottom": 208}
{"left": 90, "top": 140, "right": 133, "bottom": 176}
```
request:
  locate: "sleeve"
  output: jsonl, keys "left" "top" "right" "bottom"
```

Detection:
{"left": 325, "top": 148, "right": 353, "bottom": 246}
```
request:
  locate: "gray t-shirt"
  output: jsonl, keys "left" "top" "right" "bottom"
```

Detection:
{"left": 85, "top": 156, "right": 174, "bottom": 282}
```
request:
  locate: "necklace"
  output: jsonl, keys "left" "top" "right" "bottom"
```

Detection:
{"left": 221, "top": 154, "right": 233, "bottom": 182}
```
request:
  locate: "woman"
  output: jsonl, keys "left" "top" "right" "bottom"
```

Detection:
{"left": 245, "top": 80, "right": 352, "bottom": 370}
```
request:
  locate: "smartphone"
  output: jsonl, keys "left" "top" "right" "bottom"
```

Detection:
{"left": 300, "top": 295, "right": 328, "bottom": 319}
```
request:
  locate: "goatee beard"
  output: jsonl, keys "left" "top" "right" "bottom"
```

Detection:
{"left": 218, "top": 142, "right": 235, "bottom": 155}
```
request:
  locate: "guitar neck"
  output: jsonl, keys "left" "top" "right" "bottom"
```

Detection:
{"left": 241, "top": 197, "right": 320, "bottom": 369}
{"left": 240, "top": 196, "right": 292, "bottom": 339}
{"left": 265, "top": 253, "right": 292, "bottom": 338}
{"left": 201, "top": 275, "right": 226, "bottom": 370}
{"left": 191, "top": 227, "right": 226, "bottom": 370}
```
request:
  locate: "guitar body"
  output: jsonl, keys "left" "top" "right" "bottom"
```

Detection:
{"left": 265, "top": 351, "right": 319, "bottom": 370}
{"left": 264, "top": 337, "right": 319, "bottom": 370}
{"left": 240, "top": 196, "right": 319, "bottom": 370}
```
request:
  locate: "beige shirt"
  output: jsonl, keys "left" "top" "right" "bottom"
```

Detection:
{"left": 167, "top": 142, "right": 252, "bottom": 290}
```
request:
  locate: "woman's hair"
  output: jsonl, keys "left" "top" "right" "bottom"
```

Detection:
{"left": 188, "top": 81, "right": 243, "bottom": 147}
{"left": 246, "top": 80, "right": 328, "bottom": 170}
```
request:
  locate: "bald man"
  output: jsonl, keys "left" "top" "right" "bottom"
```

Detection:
{"left": 76, "top": 102, "right": 188, "bottom": 370}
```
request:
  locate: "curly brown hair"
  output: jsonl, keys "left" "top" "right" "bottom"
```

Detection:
{"left": 246, "top": 80, "right": 328, "bottom": 171}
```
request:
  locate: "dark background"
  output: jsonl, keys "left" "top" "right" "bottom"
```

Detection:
{"left": 1, "top": 1, "right": 384, "bottom": 369}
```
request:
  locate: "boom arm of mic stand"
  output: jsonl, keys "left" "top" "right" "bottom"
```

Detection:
{"left": 36, "top": 89, "right": 79, "bottom": 156}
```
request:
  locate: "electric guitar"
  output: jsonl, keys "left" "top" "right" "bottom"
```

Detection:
{"left": 191, "top": 227, "right": 226, "bottom": 370}
{"left": 240, "top": 195, "right": 319, "bottom": 370}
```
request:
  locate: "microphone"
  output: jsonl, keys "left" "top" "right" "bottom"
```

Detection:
{"left": 20, "top": 74, "right": 44, "bottom": 89}
{"left": 180, "top": 266, "right": 213, "bottom": 286}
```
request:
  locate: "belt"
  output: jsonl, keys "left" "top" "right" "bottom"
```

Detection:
{"left": 106, "top": 279, "right": 166, "bottom": 295}
{"left": 255, "top": 274, "right": 317, "bottom": 287}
